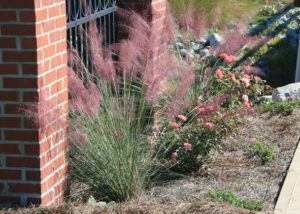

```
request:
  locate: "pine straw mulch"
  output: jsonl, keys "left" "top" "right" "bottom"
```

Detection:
{"left": 135, "top": 109, "right": 300, "bottom": 213}
{"left": 2, "top": 201, "right": 254, "bottom": 214}
{"left": 1, "top": 109, "right": 300, "bottom": 214}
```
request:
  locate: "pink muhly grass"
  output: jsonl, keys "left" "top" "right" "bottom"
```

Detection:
{"left": 181, "top": 4, "right": 194, "bottom": 36}
{"left": 174, "top": 67, "right": 196, "bottom": 101}
{"left": 210, "top": 3, "right": 222, "bottom": 28}
{"left": 143, "top": 54, "right": 177, "bottom": 102}
{"left": 181, "top": 4, "right": 207, "bottom": 38}
{"left": 68, "top": 68, "right": 101, "bottom": 118}
{"left": 69, "top": 8, "right": 196, "bottom": 124}
{"left": 211, "top": 32, "right": 250, "bottom": 56}
{"left": 116, "top": 9, "right": 184, "bottom": 104}
{"left": 166, "top": 66, "right": 195, "bottom": 119}
{"left": 121, "top": 9, "right": 196, "bottom": 107}
{"left": 203, "top": 67, "right": 212, "bottom": 85}
{"left": 89, "top": 22, "right": 117, "bottom": 83}
{"left": 117, "top": 40, "right": 143, "bottom": 75}
{"left": 20, "top": 90, "right": 67, "bottom": 133}
{"left": 211, "top": 23, "right": 267, "bottom": 56}
{"left": 167, "top": 104, "right": 181, "bottom": 120}
{"left": 161, "top": 5, "right": 178, "bottom": 44}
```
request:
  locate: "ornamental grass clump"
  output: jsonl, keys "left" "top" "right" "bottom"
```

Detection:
{"left": 68, "top": 9, "right": 195, "bottom": 202}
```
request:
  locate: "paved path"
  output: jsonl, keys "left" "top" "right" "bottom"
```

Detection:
{"left": 274, "top": 138, "right": 300, "bottom": 214}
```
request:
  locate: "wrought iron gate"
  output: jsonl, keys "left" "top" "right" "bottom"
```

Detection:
{"left": 66, "top": 0, "right": 117, "bottom": 68}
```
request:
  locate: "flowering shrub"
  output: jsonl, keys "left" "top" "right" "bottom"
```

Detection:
{"left": 153, "top": 51, "right": 269, "bottom": 173}
{"left": 155, "top": 116, "right": 223, "bottom": 173}
{"left": 206, "top": 54, "right": 267, "bottom": 109}
{"left": 155, "top": 92, "right": 243, "bottom": 173}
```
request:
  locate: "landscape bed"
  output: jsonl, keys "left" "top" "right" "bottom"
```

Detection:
{"left": 2, "top": 109, "right": 300, "bottom": 213}
{"left": 1, "top": 0, "right": 300, "bottom": 213}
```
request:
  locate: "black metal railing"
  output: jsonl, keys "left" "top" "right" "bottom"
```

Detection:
{"left": 66, "top": 0, "right": 117, "bottom": 69}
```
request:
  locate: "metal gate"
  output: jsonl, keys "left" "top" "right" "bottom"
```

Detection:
{"left": 66, "top": 0, "right": 117, "bottom": 68}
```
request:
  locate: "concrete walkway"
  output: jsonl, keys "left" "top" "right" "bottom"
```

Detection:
{"left": 274, "top": 138, "right": 300, "bottom": 214}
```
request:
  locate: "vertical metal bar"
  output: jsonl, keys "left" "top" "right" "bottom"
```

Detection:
{"left": 108, "top": 10, "right": 111, "bottom": 44}
{"left": 103, "top": 12, "right": 106, "bottom": 45}
{"left": 66, "top": 0, "right": 117, "bottom": 71}
{"left": 67, "top": 0, "right": 73, "bottom": 68}
{"left": 74, "top": 0, "right": 78, "bottom": 52}
{"left": 85, "top": 22, "right": 89, "bottom": 71}
{"left": 112, "top": 10, "right": 115, "bottom": 43}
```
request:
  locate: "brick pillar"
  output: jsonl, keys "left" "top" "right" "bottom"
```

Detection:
{"left": 118, "top": 0, "right": 168, "bottom": 42}
{"left": 0, "top": 0, "right": 68, "bottom": 207}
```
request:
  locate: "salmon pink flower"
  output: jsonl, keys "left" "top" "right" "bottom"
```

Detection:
{"left": 204, "top": 122, "right": 215, "bottom": 130}
{"left": 171, "top": 151, "right": 178, "bottom": 159}
{"left": 215, "top": 69, "right": 224, "bottom": 79}
{"left": 219, "top": 53, "right": 228, "bottom": 59}
{"left": 219, "top": 53, "right": 237, "bottom": 63}
{"left": 223, "top": 55, "right": 238, "bottom": 63}
{"left": 197, "top": 107, "right": 205, "bottom": 114}
{"left": 241, "top": 78, "right": 250, "bottom": 87}
{"left": 183, "top": 143, "right": 192, "bottom": 151}
{"left": 227, "top": 72, "right": 236, "bottom": 79}
{"left": 177, "top": 114, "right": 187, "bottom": 122}
{"left": 229, "top": 55, "right": 238, "bottom": 62}
{"left": 242, "top": 74, "right": 251, "bottom": 79}
{"left": 243, "top": 101, "right": 251, "bottom": 108}
{"left": 242, "top": 94, "right": 249, "bottom": 103}
{"left": 223, "top": 55, "right": 233, "bottom": 63}
{"left": 171, "top": 122, "right": 180, "bottom": 129}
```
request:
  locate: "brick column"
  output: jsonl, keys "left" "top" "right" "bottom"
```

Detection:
{"left": 0, "top": 0, "right": 68, "bottom": 207}
{"left": 118, "top": 0, "right": 168, "bottom": 42}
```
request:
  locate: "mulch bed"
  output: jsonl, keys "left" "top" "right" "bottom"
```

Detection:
{"left": 135, "top": 109, "right": 300, "bottom": 212}
{"left": 2, "top": 201, "right": 254, "bottom": 214}
{"left": 1, "top": 109, "right": 300, "bottom": 214}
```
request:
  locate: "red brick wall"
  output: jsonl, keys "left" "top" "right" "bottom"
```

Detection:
{"left": 0, "top": 0, "right": 167, "bottom": 208}
{"left": 118, "top": 0, "right": 168, "bottom": 56}
{"left": 118, "top": 0, "right": 167, "bottom": 32}
{"left": 0, "top": 0, "right": 68, "bottom": 207}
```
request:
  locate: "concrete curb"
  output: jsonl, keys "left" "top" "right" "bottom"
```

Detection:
{"left": 274, "top": 138, "right": 300, "bottom": 214}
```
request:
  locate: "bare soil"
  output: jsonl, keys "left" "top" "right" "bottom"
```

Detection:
{"left": 1, "top": 109, "right": 300, "bottom": 214}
